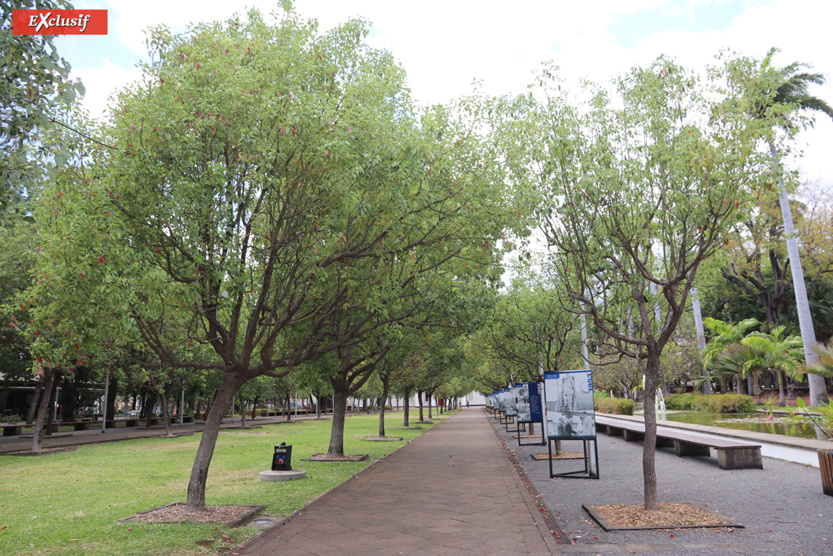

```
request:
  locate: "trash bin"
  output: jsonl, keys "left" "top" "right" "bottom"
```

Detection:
{"left": 272, "top": 442, "right": 292, "bottom": 471}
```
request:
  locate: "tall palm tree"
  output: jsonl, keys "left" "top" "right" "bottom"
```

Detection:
{"left": 758, "top": 48, "right": 833, "bottom": 405}
{"left": 742, "top": 326, "right": 805, "bottom": 406}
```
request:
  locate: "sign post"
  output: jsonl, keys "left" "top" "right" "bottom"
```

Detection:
{"left": 543, "top": 370, "right": 599, "bottom": 479}
{"left": 515, "top": 381, "right": 545, "bottom": 446}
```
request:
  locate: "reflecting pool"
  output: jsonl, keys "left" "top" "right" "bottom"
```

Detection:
{"left": 655, "top": 411, "right": 827, "bottom": 440}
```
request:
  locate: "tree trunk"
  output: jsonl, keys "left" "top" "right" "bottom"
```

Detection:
{"left": 736, "top": 374, "right": 747, "bottom": 395}
{"left": 26, "top": 381, "right": 43, "bottom": 425}
{"left": 106, "top": 374, "right": 118, "bottom": 421}
{"left": 160, "top": 392, "right": 173, "bottom": 437}
{"left": 643, "top": 354, "right": 660, "bottom": 511}
{"left": 61, "top": 376, "right": 75, "bottom": 421}
{"left": 692, "top": 287, "right": 712, "bottom": 394}
{"left": 427, "top": 393, "right": 433, "bottom": 420}
{"left": 771, "top": 142, "right": 829, "bottom": 406}
{"left": 403, "top": 394, "right": 410, "bottom": 428}
{"left": 379, "top": 379, "right": 390, "bottom": 438}
{"left": 186, "top": 372, "right": 246, "bottom": 510}
{"left": 32, "top": 369, "right": 57, "bottom": 453}
{"left": 144, "top": 391, "right": 157, "bottom": 428}
{"left": 45, "top": 377, "right": 57, "bottom": 436}
{"left": 417, "top": 390, "right": 424, "bottom": 422}
{"left": 786, "top": 377, "right": 796, "bottom": 400}
{"left": 327, "top": 389, "right": 349, "bottom": 457}
{"left": 777, "top": 370, "right": 787, "bottom": 406}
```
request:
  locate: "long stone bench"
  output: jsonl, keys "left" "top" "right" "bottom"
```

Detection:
{"left": 1, "top": 424, "right": 24, "bottom": 436}
{"left": 596, "top": 415, "right": 763, "bottom": 470}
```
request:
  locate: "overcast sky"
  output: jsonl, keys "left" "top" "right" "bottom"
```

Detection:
{"left": 56, "top": 0, "right": 833, "bottom": 188}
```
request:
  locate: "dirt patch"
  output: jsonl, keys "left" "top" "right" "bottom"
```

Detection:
{"left": 302, "top": 453, "right": 369, "bottom": 462}
{"left": 2, "top": 446, "right": 77, "bottom": 457}
{"left": 584, "top": 503, "right": 742, "bottom": 531}
{"left": 362, "top": 436, "right": 403, "bottom": 442}
{"left": 120, "top": 502, "right": 265, "bottom": 527}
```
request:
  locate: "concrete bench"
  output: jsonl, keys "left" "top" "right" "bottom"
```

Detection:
{"left": 1, "top": 424, "right": 24, "bottom": 436}
{"left": 596, "top": 416, "right": 762, "bottom": 470}
{"left": 52, "top": 421, "right": 93, "bottom": 431}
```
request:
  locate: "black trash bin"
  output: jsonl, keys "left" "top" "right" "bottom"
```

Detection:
{"left": 272, "top": 442, "right": 292, "bottom": 471}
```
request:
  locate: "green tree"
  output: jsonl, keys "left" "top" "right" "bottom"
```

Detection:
{"left": 0, "top": 0, "right": 85, "bottom": 218}
{"left": 496, "top": 55, "right": 781, "bottom": 510}
{"left": 29, "top": 8, "right": 509, "bottom": 509}
{"left": 483, "top": 269, "right": 578, "bottom": 381}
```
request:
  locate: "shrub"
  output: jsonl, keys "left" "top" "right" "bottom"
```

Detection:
{"left": 665, "top": 393, "right": 700, "bottom": 410}
{"left": 595, "top": 398, "right": 635, "bottom": 415}
{"left": 705, "top": 393, "right": 755, "bottom": 413}
{"left": 664, "top": 393, "right": 754, "bottom": 413}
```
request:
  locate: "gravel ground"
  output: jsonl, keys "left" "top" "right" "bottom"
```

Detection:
{"left": 490, "top": 416, "right": 833, "bottom": 555}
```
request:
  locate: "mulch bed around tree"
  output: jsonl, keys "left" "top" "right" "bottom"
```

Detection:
{"left": 119, "top": 502, "right": 266, "bottom": 527}
{"left": 362, "top": 436, "right": 403, "bottom": 442}
{"left": 584, "top": 503, "right": 742, "bottom": 531}
{"left": 302, "top": 453, "right": 369, "bottom": 462}
{"left": 531, "top": 451, "right": 584, "bottom": 460}
{"left": 2, "top": 446, "right": 77, "bottom": 457}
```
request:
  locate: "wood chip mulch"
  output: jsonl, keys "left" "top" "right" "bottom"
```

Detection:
{"left": 531, "top": 451, "right": 584, "bottom": 460}
{"left": 586, "top": 503, "right": 741, "bottom": 530}
{"left": 119, "top": 502, "right": 265, "bottom": 527}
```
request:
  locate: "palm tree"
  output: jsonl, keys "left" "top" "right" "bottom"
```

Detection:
{"left": 806, "top": 337, "right": 833, "bottom": 378}
{"left": 702, "top": 317, "right": 760, "bottom": 394}
{"left": 757, "top": 48, "right": 833, "bottom": 406}
{"left": 742, "top": 326, "right": 805, "bottom": 406}
{"left": 711, "top": 343, "right": 765, "bottom": 396}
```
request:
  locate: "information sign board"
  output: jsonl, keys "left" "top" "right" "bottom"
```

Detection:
{"left": 543, "top": 370, "right": 596, "bottom": 440}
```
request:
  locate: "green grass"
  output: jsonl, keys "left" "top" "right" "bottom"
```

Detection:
{"left": 0, "top": 410, "right": 445, "bottom": 555}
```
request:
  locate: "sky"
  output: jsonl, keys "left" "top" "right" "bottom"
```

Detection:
{"left": 54, "top": 0, "right": 833, "bottom": 189}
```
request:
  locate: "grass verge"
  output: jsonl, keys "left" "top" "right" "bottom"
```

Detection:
{"left": 0, "top": 410, "right": 448, "bottom": 555}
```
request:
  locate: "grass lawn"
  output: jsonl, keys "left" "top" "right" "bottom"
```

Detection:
{"left": 0, "top": 410, "right": 451, "bottom": 555}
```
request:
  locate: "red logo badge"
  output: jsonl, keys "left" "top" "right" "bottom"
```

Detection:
{"left": 12, "top": 9, "right": 108, "bottom": 35}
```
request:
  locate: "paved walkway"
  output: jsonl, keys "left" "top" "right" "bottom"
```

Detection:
{"left": 237, "top": 409, "right": 561, "bottom": 555}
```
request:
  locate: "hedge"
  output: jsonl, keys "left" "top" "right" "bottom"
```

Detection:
{"left": 594, "top": 398, "right": 636, "bottom": 415}
{"left": 665, "top": 393, "right": 755, "bottom": 413}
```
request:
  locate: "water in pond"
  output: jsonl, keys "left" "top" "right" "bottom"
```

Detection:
{"left": 656, "top": 411, "right": 826, "bottom": 439}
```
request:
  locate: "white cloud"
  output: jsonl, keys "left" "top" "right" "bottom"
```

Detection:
{"left": 72, "top": 60, "right": 141, "bottom": 119}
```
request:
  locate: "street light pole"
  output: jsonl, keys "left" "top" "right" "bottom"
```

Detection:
{"left": 101, "top": 367, "right": 110, "bottom": 433}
